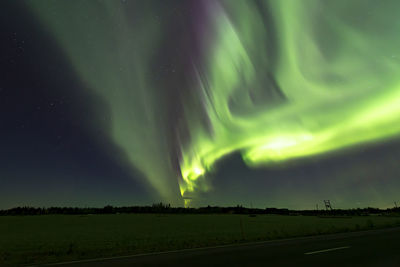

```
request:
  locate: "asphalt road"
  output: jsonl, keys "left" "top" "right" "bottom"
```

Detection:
{"left": 42, "top": 227, "right": 400, "bottom": 267}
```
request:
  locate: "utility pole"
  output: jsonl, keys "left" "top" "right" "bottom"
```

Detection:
{"left": 324, "top": 200, "right": 333, "bottom": 211}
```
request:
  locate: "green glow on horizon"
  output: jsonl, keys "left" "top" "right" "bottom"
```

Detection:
{"left": 179, "top": 0, "right": 400, "bottom": 196}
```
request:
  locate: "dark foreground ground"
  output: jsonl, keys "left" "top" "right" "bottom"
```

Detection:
{"left": 37, "top": 227, "right": 400, "bottom": 267}
{"left": 1, "top": 214, "right": 399, "bottom": 265}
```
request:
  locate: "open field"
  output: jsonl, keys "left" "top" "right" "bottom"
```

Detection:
{"left": 1, "top": 214, "right": 400, "bottom": 266}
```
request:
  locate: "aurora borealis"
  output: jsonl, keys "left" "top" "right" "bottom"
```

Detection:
{"left": 1, "top": 0, "right": 400, "bottom": 209}
{"left": 179, "top": 0, "right": 400, "bottom": 199}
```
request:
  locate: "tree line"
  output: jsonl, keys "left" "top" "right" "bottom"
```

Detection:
{"left": 0, "top": 203, "right": 399, "bottom": 216}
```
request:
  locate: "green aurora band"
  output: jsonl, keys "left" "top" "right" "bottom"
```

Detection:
{"left": 179, "top": 0, "right": 400, "bottom": 198}
{"left": 28, "top": 1, "right": 182, "bottom": 202}
{"left": 29, "top": 0, "right": 400, "bottom": 204}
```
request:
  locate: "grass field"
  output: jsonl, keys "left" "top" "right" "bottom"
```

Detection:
{"left": 1, "top": 214, "right": 400, "bottom": 266}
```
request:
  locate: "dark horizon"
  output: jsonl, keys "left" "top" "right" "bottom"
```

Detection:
{"left": 2, "top": 204, "right": 399, "bottom": 215}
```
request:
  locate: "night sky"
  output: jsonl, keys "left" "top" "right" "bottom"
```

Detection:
{"left": 1, "top": 0, "right": 400, "bottom": 209}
